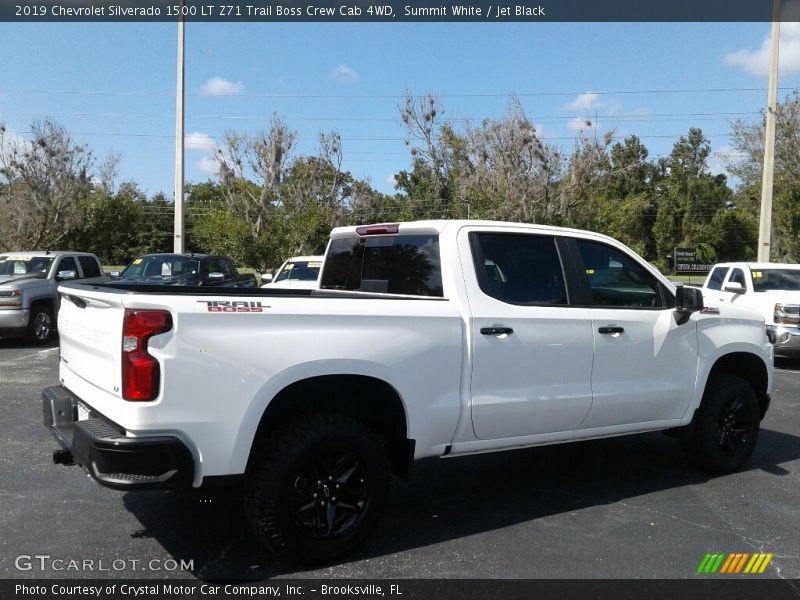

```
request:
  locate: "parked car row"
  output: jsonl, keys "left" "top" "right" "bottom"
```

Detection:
{"left": 109, "top": 253, "right": 257, "bottom": 288}
{"left": 0, "top": 251, "right": 262, "bottom": 345}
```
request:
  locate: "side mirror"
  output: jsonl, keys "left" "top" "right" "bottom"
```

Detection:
{"left": 676, "top": 286, "right": 704, "bottom": 313}
{"left": 724, "top": 282, "right": 745, "bottom": 294}
{"left": 205, "top": 272, "right": 225, "bottom": 283}
{"left": 261, "top": 273, "right": 273, "bottom": 284}
{"left": 56, "top": 270, "right": 77, "bottom": 281}
{"left": 109, "top": 271, "right": 120, "bottom": 278}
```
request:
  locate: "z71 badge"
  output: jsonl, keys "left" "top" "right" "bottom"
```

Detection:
{"left": 198, "top": 300, "right": 269, "bottom": 313}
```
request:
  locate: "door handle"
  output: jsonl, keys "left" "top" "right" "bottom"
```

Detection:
{"left": 480, "top": 326, "right": 514, "bottom": 336}
{"left": 598, "top": 326, "right": 625, "bottom": 334}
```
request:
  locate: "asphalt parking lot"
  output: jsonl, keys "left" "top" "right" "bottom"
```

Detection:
{"left": 1, "top": 339, "right": 799, "bottom": 581}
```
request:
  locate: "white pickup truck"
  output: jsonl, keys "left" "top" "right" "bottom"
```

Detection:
{"left": 701, "top": 262, "right": 800, "bottom": 357}
{"left": 43, "top": 220, "right": 773, "bottom": 562}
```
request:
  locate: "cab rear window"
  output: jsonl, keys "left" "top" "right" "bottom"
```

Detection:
{"left": 321, "top": 234, "right": 443, "bottom": 297}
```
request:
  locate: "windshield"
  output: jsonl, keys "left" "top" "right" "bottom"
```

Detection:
{"left": 0, "top": 255, "right": 54, "bottom": 279}
{"left": 274, "top": 260, "right": 323, "bottom": 282}
{"left": 751, "top": 269, "right": 800, "bottom": 292}
{"left": 120, "top": 255, "right": 201, "bottom": 284}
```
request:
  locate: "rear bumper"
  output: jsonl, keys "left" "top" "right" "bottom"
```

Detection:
{"left": 42, "top": 385, "right": 194, "bottom": 490}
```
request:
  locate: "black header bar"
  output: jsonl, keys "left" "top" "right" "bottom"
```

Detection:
{"left": 4, "top": 0, "right": 800, "bottom": 22}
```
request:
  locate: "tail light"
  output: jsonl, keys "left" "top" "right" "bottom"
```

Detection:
{"left": 774, "top": 303, "right": 800, "bottom": 325}
{"left": 122, "top": 309, "right": 172, "bottom": 401}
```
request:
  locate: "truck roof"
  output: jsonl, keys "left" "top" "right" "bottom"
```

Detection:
{"left": 712, "top": 262, "right": 800, "bottom": 270}
{"left": 285, "top": 255, "right": 324, "bottom": 262}
{"left": 329, "top": 219, "right": 622, "bottom": 243}
{"left": 0, "top": 251, "right": 96, "bottom": 258}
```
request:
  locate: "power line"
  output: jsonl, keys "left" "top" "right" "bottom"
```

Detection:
{"left": 1, "top": 87, "right": 798, "bottom": 99}
{"left": 0, "top": 109, "right": 764, "bottom": 123}
{"left": 9, "top": 129, "right": 738, "bottom": 142}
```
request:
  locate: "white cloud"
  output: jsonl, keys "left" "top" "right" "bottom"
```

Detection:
{"left": 201, "top": 77, "right": 244, "bottom": 96}
{"left": 563, "top": 91, "right": 601, "bottom": 112}
{"left": 184, "top": 132, "right": 218, "bottom": 176}
{"left": 198, "top": 156, "right": 218, "bottom": 175}
{"left": 329, "top": 64, "right": 359, "bottom": 83}
{"left": 384, "top": 174, "right": 397, "bottom": 186}
{"left": 185, "top": 132, "right": 216, "bottom": 153}
{"left": 724, "top": 22, "right": 800, "bottom": 76}
{"left": 567, "top": 117, "right": 593, "bottom": 132}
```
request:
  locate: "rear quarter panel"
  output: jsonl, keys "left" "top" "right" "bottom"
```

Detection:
{"left": 61, "top": 291, "right": 465, "bottom": 485}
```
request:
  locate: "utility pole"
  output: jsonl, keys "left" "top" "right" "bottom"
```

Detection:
{"left": 173, "top": 1, "right": 186, "bottom": 254}
{"left": 758, "top": 0, "right": 781, "bottom": 263}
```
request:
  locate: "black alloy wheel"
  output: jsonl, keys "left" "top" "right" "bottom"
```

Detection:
{"left": 683, "top": 374, "right": 760, "bottom": 473}
{"left": 245, "top": 413, "right": 391, "bottom": 563}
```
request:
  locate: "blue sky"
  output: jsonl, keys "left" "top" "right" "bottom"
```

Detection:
{"left": 1, "top": 22, "right": 799, "bottom": 197}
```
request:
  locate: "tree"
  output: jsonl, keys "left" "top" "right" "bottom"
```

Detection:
{"left": 652, "top": 128, "right": 735, "bottom": 267}
{"left": 215, "top": 113, "right": 296, "bottom": 238}
{"left": 399, "top": 92, "right": 466, "bottom": 218}
{"left": 464, "top": 98, "right": 554, "bottom": 222}
{"left": 730, "top": 90, "right": 800, "bottom": 261}
{"left": 0, "top": 119, "right": 92, "bottom": 250}
{"left": 63, "top": 181, "right": 146, "bottom": 265}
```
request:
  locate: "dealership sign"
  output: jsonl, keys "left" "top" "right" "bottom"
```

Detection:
{"left": 674, "top": 245, "right": 716, "bottom": 274}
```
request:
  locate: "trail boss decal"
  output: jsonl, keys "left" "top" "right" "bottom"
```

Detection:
{"left": 198, "top": 300, "right": 269, "bottom": 313}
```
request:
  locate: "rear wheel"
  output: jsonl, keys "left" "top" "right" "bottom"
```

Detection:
{"left": 244, "top": 414, "right": 390, "bottom": 563}
{"left": 26, "top": 305, "right": 54, "bottom": 345}
{"left": 683, "top": 374, "right": 760, "bottom": 473}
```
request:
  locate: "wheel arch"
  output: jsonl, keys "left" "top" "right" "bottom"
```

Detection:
{"left": 704, "top": 352, "right": 770, "bottom": 418}
{"left": 246, "top": 374, "right": 413, "bottom": 479}
{"left": 29, "top": 296, "right": 55, "bottom": 314}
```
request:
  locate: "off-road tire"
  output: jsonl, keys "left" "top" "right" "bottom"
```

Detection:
{"left": 683, "top": 374, "right": 760, "bottom": 473}
{"left": 244, "top": 413, "right": 391, "bottom": 564}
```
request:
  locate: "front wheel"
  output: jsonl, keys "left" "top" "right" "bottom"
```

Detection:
{"left": 26, "top": 305, "right": 54, "bottom": 345}
{"left": 683, "top": 374, "right": 760, "bottom": 473}
{"left": 244, "top": 414, "right": 391, "bottom": 563}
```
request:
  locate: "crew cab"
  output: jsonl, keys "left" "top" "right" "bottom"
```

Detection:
{"left": 112, "top": 253, "right": 257, "bottom": 288}
{"left": 43, "top": 221, "right": 773, "bottom": 562}
{"left": 701, "top": 262, "right": 800, "bottom": 356}
{"left": 0, "top": 251, "right": 103, "bottom": 344}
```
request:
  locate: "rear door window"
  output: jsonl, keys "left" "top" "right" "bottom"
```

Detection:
{"left": 470, "top": 232, "right": 568, "bottom": 305}
{"left": 321, "top": 234, "right": 443, "bottom": 296}
{"left": 78, "top": 256, "right": 102, "bottom": 278}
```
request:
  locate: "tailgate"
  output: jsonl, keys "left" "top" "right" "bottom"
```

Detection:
{"left": 58, "top": 287, "right": 126, "bottom": 399}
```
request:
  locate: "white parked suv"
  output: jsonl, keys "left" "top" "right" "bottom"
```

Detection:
{"left": 701, "top": 262, "right": 800, "bottom": 357}
{"left": 44, "top": 221, "right": 773, "bottom": 562}
{"left": 261, "top": 255, "right": 323, "bottom": 290}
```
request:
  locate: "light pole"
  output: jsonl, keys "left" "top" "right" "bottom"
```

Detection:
{"left": 173, "top": 0, "right": 186, "bottom": 254}
{"left": 757, "top": 0, "right": 781, "bottom": 263}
